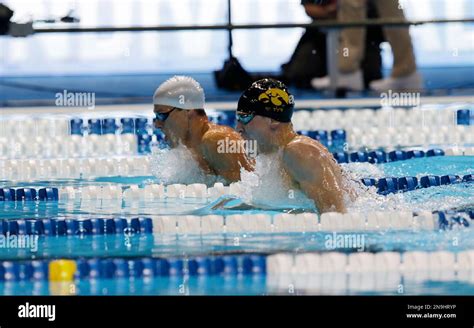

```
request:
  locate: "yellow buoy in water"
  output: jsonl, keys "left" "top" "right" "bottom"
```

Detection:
{"left": 49, "top": 259, "right": 77, "bottom": 282}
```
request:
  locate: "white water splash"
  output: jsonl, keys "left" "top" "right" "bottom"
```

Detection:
{"left": 150, "top": 147, "right": 472, "bottom": 213}
{"left": 235, "top": 152, "right": 316, "bottom": 209}
{"left": 341, "top": 162, "right": 385, "bottom": 180}
{"left": 150, "top": 145, "right": 223, "bottom": 185}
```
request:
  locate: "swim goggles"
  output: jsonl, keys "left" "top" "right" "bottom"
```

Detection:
{"left": 154, "top": 107, "right": 178, "bottom": 122}
{"left": 236, "top": 111, "right": 255, "bottom": 125}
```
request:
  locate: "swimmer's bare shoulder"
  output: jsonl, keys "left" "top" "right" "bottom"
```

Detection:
{"left": 203, "top": 123, "right": 240, "bottom": 140}
{"left": 282, "top": 135, "right": 348, "bottom": 213}
{"left": 284, "top": 135, "right": 333, "bottom": 166}
{"left": 200, "top": 123, "right": 254, "bottom": 182}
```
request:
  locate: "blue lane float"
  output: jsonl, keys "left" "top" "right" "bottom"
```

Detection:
{"left": 38, "top": 188, "right": 59, "bottom": 201}
{"left": 120, "top": 118, "right": 135, "bottom": 134}
{"left": 0, "top": 254, "right": 268, "bottom": 281}
{"left": 407, "top": 150, "right": 425, "bottom": 159}
{"left": 397, "top": 177, "right": 418, "bottom": 191}
{"left": 463, "top": 174, "right": 473, "bottom": 182}
{"left": 297, "top": 130, "right": 330, "bottom": 147}
{"left": 437, "top": 211, "right": 472, "bottom": 230}
{"left": 0, "top": 188, "right": 16, "bottom": 201}
{"left": 137, "top": 134, "right": 152, "bottom": 153}
{"left": 87, "top": 119, "right": 102, "bottom": 135}
{"left": 0, "top": 188, "right": 59, "bottom": 202}
{"left": 427, "top": 149, "right": 445, "bottom": 157}
{"left": 368, "top": 150, "right": 387, "bottom": 164}
{"left": 440, "top": 175, "right": 461, "bottom": 185}
{"left": 70, "top": 118, "right": 84, "bottom": 135}
{"left": 0, "top": 217, "right": 153, "bottom": 236}
{"left": 377, "top": 177, "right": 399, "bottom": 194}
{"left": 456, "top": 109, "right": 473, "bottom": 125}
{"left": 332, "top": 151, "right": 349, "bottom": 164}
{"left": 102, "top": 118, "right": 118, "bottom": 134}
{"left": 332, "top": 148, "right": 445, "bottom": 164}
{"left": 360, "top": 174, "right": 473, "bottom": 195}
{"left": 420, "top": 175, "right": 441, "bottom": 188}
{"left": 350, "top": 151, "right": 369, "bottom": 163}
{"left": 135, "top": 117, "right": 149, "bottom": 135}
{"left": 15, "top": 188, "right": 37, "bottom": 201}
{"left": 388, "top": 150, "right": 407, "bottom": 162}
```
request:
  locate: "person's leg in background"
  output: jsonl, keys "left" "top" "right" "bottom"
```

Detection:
{"left": 370, "top": 0, "right": 423, "bottom": 91}
{"left": 337, "top": 0, "right": 366, "bottom": 75}
{"left": 282, "top": 28, "right": 328, "bottom": 88}
{"left": 361, "top": 39, "right": 383, "bottom": 88}
{"left": 361, "top": 0, "right": 385, "bottom": 88}
{"left": 311, "top": 0, "right": 366, "bottom": 91}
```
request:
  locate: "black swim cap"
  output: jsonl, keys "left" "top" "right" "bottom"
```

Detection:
{"left": 237, "top": 78, "right": 294, "bottom": 123}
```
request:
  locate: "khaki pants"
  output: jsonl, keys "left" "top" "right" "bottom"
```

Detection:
{"left": 338, "top": 0, "right": 417, "bottom": 78}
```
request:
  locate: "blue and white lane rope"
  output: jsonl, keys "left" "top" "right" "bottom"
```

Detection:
{"left": 361, "top": 174, "right": 473, "bottom": 194}
{"left": 0, "top": 217, "right": 152, "bottom": 236}
{"left": 0, "top": 211, "right": 472, "bottom": 236}
{"left": 0, "top": 147, "right": 469, "bottom": 181}
{"left": 0, "top": 255, "right": 267, "bottom": 282}
{"left": 66, "top": 109, "right": 473, "bottom": 138}
{"left": 333, "top": 148, "right": 445, "bottom": 164}
{"left": 2, "top": 106, "right": 470, "bottom": 140}
{"left": 1, "top": 173, "right": 472, "bottom": 202}
{"left": 2, "top": 105, "right": 473, "bottom": 157}
{"left": 2, "top": 249, "right": 474, "bottom": 282}
{"left": 1, "top": 128, "right": 470, "bottom": 159}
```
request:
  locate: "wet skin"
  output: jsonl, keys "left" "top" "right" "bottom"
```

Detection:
{"left": 154, "top": 104, "right": 254, "bottom": 184}
{"left": 237, "top": 115, "right": 354, "bottom": 213}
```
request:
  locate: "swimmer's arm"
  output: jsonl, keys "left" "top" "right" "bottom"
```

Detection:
{"left": 283, "top": 144, "right": 347, "bottom": 213}
{"left": 201, "top": 131, "right": 254, "bottom": 183}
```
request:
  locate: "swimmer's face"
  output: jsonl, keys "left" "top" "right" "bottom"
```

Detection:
{"left": 153, "top": 104, "right": 189, "bottom": 146}
{"left": 237, "top": 115, "right": 273, "bottom": 147}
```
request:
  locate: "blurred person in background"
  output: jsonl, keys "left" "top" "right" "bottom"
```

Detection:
{"left": 311, "top": 0, "right": 422, "bottom": 91}
{"left": 281, "top": 0, "right": 384, "bottom": 89}
{"left": 0, "top": 2, "right": 35, "bottom": 37}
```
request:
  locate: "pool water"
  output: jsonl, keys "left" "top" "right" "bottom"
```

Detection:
{"left": 0, "top": 154, "right": 473, "bottom": 295}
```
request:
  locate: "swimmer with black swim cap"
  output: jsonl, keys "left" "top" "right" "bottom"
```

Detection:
{"left": 153, "top": 76, "right": 253, "bottom": 184}
{"left": 236, "top": 78, "right": 354, "bottom": 213}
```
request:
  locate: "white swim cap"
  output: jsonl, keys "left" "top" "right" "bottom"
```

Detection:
{"left": 153, "top": 76, "right": 205, "bottom": 110}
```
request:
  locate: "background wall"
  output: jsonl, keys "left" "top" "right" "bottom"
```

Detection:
{"left": 0, "top": 0, "right": 473, "bottom": 76}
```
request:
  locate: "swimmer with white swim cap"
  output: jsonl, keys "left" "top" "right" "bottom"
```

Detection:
{"left": 153, "top": 76, "right": 253, "bottom": 183}
{"left": 236, "top": 78, "right": 355, "bottom": 213}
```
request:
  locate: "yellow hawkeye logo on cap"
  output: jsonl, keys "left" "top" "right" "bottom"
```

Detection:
{"left": 258, "top": 88, "right": 289, "bottom": 112}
